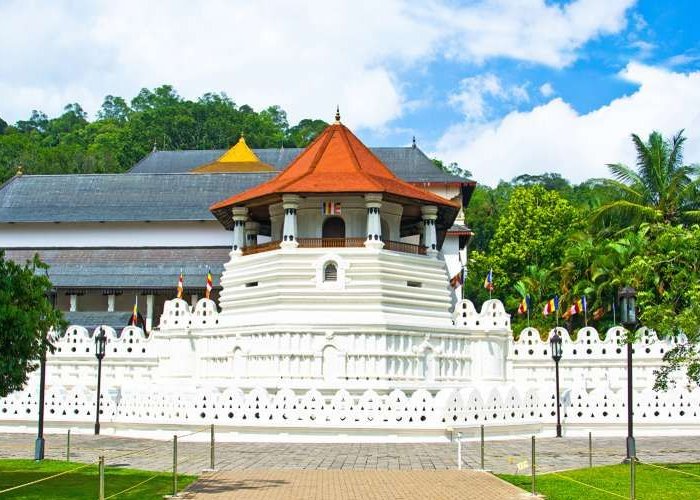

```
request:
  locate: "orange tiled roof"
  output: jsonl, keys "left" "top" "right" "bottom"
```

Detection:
{"left": 210, "top": 123, "right": 458, "bottom": 210}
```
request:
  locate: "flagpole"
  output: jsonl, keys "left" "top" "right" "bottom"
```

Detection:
{"left": 526, "top": 303, "right": 530, "bottom": 328}
{"left": 613, "top": 300, "right": 616, "bottom": 326}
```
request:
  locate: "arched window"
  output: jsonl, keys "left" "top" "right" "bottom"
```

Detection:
{"left": 324, "top": 262, "right": 338, "bottom": 282}
{"left": 322, "top": 217, "right": 345, "bottom": 238}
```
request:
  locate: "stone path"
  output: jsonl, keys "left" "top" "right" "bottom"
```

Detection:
{"left": 181, "top": 470, "right": 528, "bottom": 500}
{"left": 1, "top": 432, "right": 698, "bottom": 474}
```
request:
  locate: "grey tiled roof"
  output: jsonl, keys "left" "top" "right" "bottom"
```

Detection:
{"left": 130, "top": 147, "right": 470, "bottom": 183}
{"left": 4, "top": 248, "right": 229, "bottom": 289}
{"left": 64, "top": 311, "right": 133, "bottom": 331}
{"left": 0, "top": 173, "right": 274, "bottom": 223}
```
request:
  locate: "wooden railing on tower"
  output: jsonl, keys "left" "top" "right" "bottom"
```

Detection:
{"left": 240, "top": 238, "right": 427, "bottom": 256}
{"left": 241, "top": 240, "right": 281, "bottom": 255}
{"left": 297, "top": 237, "right": 365, "bottom": 248}
{"left": 382, "top": 240, "right": 427, "bottom": 255}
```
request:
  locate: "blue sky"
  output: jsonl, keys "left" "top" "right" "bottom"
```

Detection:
{"left": 1, "top": 0, "right": 699, "bottom": 185}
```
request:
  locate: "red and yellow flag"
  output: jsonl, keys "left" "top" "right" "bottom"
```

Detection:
{"left": 205, "top": 269, "right": 213, "bottom": 299}
{"left": 177, "top": 271, "right": 184, "bottom": 299}
{"left": 131, "top": 296, "right": 138, "bottom": 326}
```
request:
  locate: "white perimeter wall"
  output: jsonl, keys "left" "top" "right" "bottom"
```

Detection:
{"left": 1, "top": 221, "right": 232, "bottom": 248}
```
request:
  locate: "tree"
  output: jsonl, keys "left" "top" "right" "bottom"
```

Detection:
{"left": 593, "top": 130, "right": 700, "bottom": 226}
{"left": 0, "top": 252, "right": 66, "bottom": 398}
{"left": 0, "top": 116, "right": 7, "bottom": 134}
{"left": 617, "top": 224, "right": 700, "bottom": 389}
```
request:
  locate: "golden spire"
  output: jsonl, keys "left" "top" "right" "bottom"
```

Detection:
{"left": 16, "top": 164, "right": 23, "bottom": 176}
{"left": 335, "top": 105, "right": 341, "bottom": 124}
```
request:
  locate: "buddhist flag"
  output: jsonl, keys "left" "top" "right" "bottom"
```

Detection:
{"left": 543, "top": 296, "right": 559, "bottom": 316}
{"left": 483, "top": 269, "right": 494, "bottom": 292}
{"left": 131, "top": 296, "right": 138, "bottom": 326}
{"left": 517, "top": 296, "right": 529, "bottom": 315}
{"left": 322, "top": 201, "right": 341, "bottom": 215}
{"left": 205, "top": 268, "right": 213, "bottom": 299}
{"left": 450, "top": 268, "right": 465, "bottom": 289}
{"left": 566, "top": 297, "right": 584, "bottom": 318}
{"left": 177, "top": 271, "right": 184, "bottom": 299}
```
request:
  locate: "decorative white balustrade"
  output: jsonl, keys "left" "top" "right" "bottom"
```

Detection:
{"left": 1, "top": 298, "right": 697, "bottom": 439}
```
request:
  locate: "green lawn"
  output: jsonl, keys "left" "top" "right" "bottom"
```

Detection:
{"left": 0, "top": 459, "right": 197, "bottom": 499}
{"left": 499, "top": 462, "right": 700, "bottom": 500}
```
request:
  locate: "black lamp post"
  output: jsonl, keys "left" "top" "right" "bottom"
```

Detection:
{"left": 34, "top": 286, "right": 56, "bottom": 461}
{"left": 618, "top": 286, "right": 637, "bottom": 462}
{"left": 550, "top": 332, "right": 563, "bottom": 438}
{"left": 94, "top": 327, "right": 107, "bottom": 435}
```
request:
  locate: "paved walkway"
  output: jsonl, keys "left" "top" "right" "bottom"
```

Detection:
{"left": 0, "top": 432, "right": 697, "bottom": 474}
{"left": 181, "top": 470, "right": 529, "bottom": 499}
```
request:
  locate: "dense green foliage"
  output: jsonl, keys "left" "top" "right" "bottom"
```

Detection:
{"left": 464, "top": 131, "right": 700, "bottom": 387}
{"left": 0, "top": 85, "right": 328, "bottom": 183}
{"left": 499, "top": 462, "right": 700, "bottom": 500}
{"left": 0, "top": 459, "right": 196, "bottom": 499}
{"left": 0, "top": 252, "right": 66, "bottom": 398}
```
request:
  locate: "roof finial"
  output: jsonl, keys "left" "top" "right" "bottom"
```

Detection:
{"left": 335, "top": 105, "right": 341, "bottom": 124}
{"left": 240, "top": 132, "right": 245, "bottom": 142}
{"left": 16, "top": 164, "right": 23, "bottom": 176}
{"left": 152, "top": 140, "right": 157, "bottom": 153}
{"left": 412, "top": 136, "right": 416, "bottom": 149}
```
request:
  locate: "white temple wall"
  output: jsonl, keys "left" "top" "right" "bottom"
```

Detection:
{"left": 1, "top": 221, "right": 232, "bottom": 248}
{"left": 2, "top": 299, "right": 697, "bottom": 440}
{"left": 218, "top": 248, "right": 454, "bottom": 328}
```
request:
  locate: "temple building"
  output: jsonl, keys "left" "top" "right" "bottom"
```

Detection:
{"left": 0, "top": 116, "right": 473, "bottom": 332}
{"left": 0, "top": 114, "right": 691, "bottom": 441}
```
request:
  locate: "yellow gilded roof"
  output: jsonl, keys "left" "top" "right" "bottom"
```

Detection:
{"left": 218, "top": 136, "right": 261, "bottom": 163}
{"left": 191, "top": 136, "right": 274, "bottom": 173}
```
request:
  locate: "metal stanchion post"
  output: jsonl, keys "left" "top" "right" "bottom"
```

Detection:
{"left": 210, "top": 424, "right": 215, "bottom": 471}
{"left": 66, "top": 429, "right": 71, "bottom": 462}
{"left": 589, "top": 431, "right": 592, "bottom": 468}
{"left": 630, "top": 455, "right": 635, "bottom": 500}
{"left": 98, "top": 455, "right": 105, "bottom": 500}
{"left": 457, "top": 432, "right": 462, "bottom": 470}
{"left": 531, "top": 435, "right": 536, "bottom": 497}
{"left": 480, "top": 424, "right": 485, "bottom": 470}
{"left": 172, "top": 434, "right": 178, "bottom": 498}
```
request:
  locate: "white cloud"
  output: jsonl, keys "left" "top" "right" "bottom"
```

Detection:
{"left": 449, "top": 74, "right": 528, "bottom": 120}
{"left": 0, "top": 0, "right": 635, "bottom": 129}
{"left": 434, "top": 63, "right": 700, "bottom": 186}
{"left": 539, "top": 82, "right": 555, "bottom": 97}
{"left": 437, "top": 0, "right": 635, "bottom": 67}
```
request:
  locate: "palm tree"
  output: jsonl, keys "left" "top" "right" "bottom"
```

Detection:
{"left": 592, "top": 130, "right": 700, "bottom": 226}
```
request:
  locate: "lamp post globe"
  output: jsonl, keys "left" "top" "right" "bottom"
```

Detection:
{"left": 617, "top": 286, "right": 638, "bottom": 462}
{"left": 94, "top": 327, "right": 107, "bottom": 435}
{"left": 550, "top": 332, "right": 563, "bottom": 438}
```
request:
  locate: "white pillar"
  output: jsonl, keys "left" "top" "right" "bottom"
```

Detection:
{"left": 69, "top": 294, "right": 78, "bottom": 312}
{"left": 107, "top": 294, "right": 115, "bottom": 312}
{"left": 364, "top": 193, "right": 384, "bottom": 249}
{"left": 146, "top": 294, "right": 154, "bottom": 332}
{"left": 231, "top": 207, "right": 249, "bottom": 254}
{"left": 191, "top": 294, "right": 198, "bottom": 307}
{"left": 421, "top": 205, "right": 438, "bottom": 257}
{"left": 281, "top": 194, "right": 300, "bottom": 248}
{"left": 245, "top": 221, "right": 260, "bottom": 247}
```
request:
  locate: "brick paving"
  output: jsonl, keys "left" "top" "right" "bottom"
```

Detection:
{"left": 180, "top": 470, "right": 528, "bottom": 500}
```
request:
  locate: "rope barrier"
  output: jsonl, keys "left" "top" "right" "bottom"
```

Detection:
{"left": 103, "top": 471, "right": 163, "bottom": 499}
{"left": 639, "top": 461, "right": 700, "bottom": 479}
{"left": 549, "top": 472, "right": 628, "bottom": 499}
{"left": 0, "top": 459, "right": 98, "bottom": 494}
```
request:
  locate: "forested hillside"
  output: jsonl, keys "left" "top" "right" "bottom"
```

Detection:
{"left": 0, "top": 85, "right": 328, "bottom": 183}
